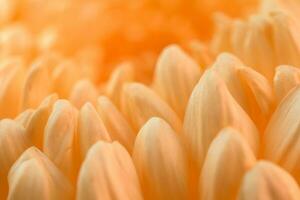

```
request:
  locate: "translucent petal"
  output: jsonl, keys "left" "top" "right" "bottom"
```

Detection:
{"left": 77, "top": 141, "right": 143, "bottom": 200}
{"left": 133, "top": 117, "right": 188, "bottom": 200}
{"left": 153, "top": 44, "right": 201, "bottom": 118}
{"left": 200, "top": 127, "right": 256, "bottom": 200}
{"left": 78, "top": 102, "right": 111, "bottom": 159}
{"left": 121, "top": 83, "right": 182, "bottom": 133}
{"left": 183, "top": 69, "right": 259, "bottom": 170}
{"left": 97, "top": 96, "right": 135, "bottom": 152}
{"left": 238, "top": 161, "right": 300, "bottom": 200}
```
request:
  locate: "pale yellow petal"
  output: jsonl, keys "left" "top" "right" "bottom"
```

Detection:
{"left": 0, "top": 119, "right": 29, "bottom": 175}
{"left": 242, "top": 15, "right": 275, "bottom": 80}
{"left": 265, "top": 86, "right": 300, "bottom": 184}
{"left": 25, "top": 93, "right": 58, "bottom": 149}
{"left": 0, "top": 119, "right": 29, "bottom": 198}
{"left": 273, "top": 65, "right": 300, "bottom": 102}
{"left": 133, "top": 117, "right": 188, "bottom": 200}
{"left": 210, "top": 13, "right": 232, "bottom": 54}
{"left": 212, "top": 53, "right": 274, "bottom": 131}
{"left": 43, "top": 99, "right": 78, "bottom": 181}
{"left": 238, "top": 161, "right": 300, "bottom": 200}
{"left": 186, "top": 40, "right": 212, "bottom": 67}
{"left": 15, "top": 108, "right": 34, "bottom": 128}
{"left": 8, "top": 147, "right": 73, "bottom": 200}
{"left": 264, "top": 0, "right": 300, "bottom": 51}
{"left": 153, "top": 44, "right": 201, "bottom": 118}
{"left": 97, "top": 96, "right": 135, "bottom": 152}
{"left": 121, "top": 82, "right": 182, "bottom": 133}
{"left": 270, "top": 13, "right": 300, "bottom": 67}
{"left": 238, "top": 66, "right": 275, "bottom": 130}
{"left": 238, "top": 66, "right": 274, "bottom": 116}
{"left": 0, "top": 58, "right": 26, "bottom": 118}
{"left": 69, "top": 79, "right": 99, "bottom": 109}
{"left": 183, "top": 69, "right": 259, "bottom": 170}
{"left": 106, "top": 62, "right": 135, "bottom": 108}
{"left": 200, "top": 127, "right": 256, "bottom": 200}
{"left": 211, "top": 53, "right": 246, "bottom": 109}
{"left": 78, "top": 102, "right": 111, "bottom": 159}
{"left": 211, "top": 11, "right": 300, "bottom": 81}
{"left": 77, "top": 141, "right": 143, "bottom": 200}
{"left": 22, "top": 62, "right": 52, "bottom": 110}
{"left": 230, "top": 19, "right": 247, "bottom": 59}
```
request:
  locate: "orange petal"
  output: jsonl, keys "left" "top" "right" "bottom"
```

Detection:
{"left": 43, "top": 100, "right": 78, "bottom": 181}
{"left": 97, "top": 96, "right": 135, "bottom": 152}
{"left": 106, "top": 62, "right": 135, "bottom": 109}
{"left": 8, "top": 147, "right": 74, "bottom": 200}
{"left": 121, "top": 83, "right": 182, "bottom": 133}
{"left": 133, "top": 117, "right": 188, "bottom": 200}
{"left": 238, "top": 161, "right": 300, "bottom": 200}
{"left": 77, "top": 141, "right": 143, "bottom": 200}
{"left": 273, "top": 65, "right": 300, "bottom": 102}
{"left": 200, "top": 127, "right": 256, "bottom": 200}
{"left": 69, "top": 79, "right": 99, "bottom": 109}
{"left": 183, "top": 69, "right": 259, "bottom": 170}
{"left": 78, "top": 102, "right": 111, "bottom": 159}
{"left": 153, "top": 44, "right": 201, "bottom": 118}
{"left": 265, "top": 86, "right": 300, "bottom": 184}
{"left": 0, "top": 119, "right": 29, "bottom": 198}
{"left": 25, "top": 93, "right": 58, "bottom": 149}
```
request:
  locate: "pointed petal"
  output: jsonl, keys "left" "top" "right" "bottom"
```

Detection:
{"left": 200, "top": 127, "right": 256, "bottom": 200}
{"left": 0, "top": 119, "right": 29, "bottom": 198}
{"left": 210, "top": 13, "right": 232, "bottom": 54}
{"left": 0, "top": 58, "right": 26, "bottom": 118}
{"left": 230, "top": 19, "right": 247, "bottom": 59}
{"left": 15, "top": 109, "right": 34, "bottom": 128}
{"left": 273, "top": 65, "right": 300, "bottom": 102}
{"left": 0, "top": 119, "right": 29, "bottom": 175}
{"left": 133, "top": 117, "right": 188, "bottom": 200}
{"left": 121, "top": 83, "right": 182, "bottom": 133}
{"left": 212, "top": 53, "right": 274, "bottom": 131}
{"left": 183, "top": 69, "right": 259, "bottom": 170}
{"left": 77, "top": 141, "right": 143, "bottom": 200}
{"left": 78, "top": 102, "right": 111, "bottom": 159}
{"left": 270, "top": 13, "right": 300, "bottom": 67}
{"left": 238, "top": 66, "right": 275, "bottom": 130}
{"left": 97, "top": 96, "right": 135, "bottom": 152}
{"left": 265, "top": 86, "right": 300, "bottom": 183}
{"left": 52, "top": 60, "right": 82, "bottom": 98}
{"left": 43, "top": 100, "right": 78, "bottom": 180}
{"left": 242, "top": 15, "right": 275, "bottom": 80}
{"left": 212, "top": 53, "right": 248, "bottom": 110}
{"left": 186, "top": 40, "right": 212, "bottom": 67}
{"left": 25, "top": 94, "right": 58, "bottom": 149}
{"left": 106, "top": 62, "right": 135, "bottom": 108}
{"left": 238, "top": 161, "right": 300, "bottom": 200}
{"left": 238, "top": 66, "right": 274, "bottom": 115}
{"left": 153, "top": 45, "right": 201, "bottom": 118}
{"left": 22, "top": 54, "right": 59, "bottom": 110}
{"left": 8, "top": 147, "right": 74, "bottom": 200}
{"left": 69, "top": 79, "right": 99, "bottom": 109}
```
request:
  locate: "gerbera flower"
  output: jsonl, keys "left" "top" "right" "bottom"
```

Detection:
{"left": 1, "top": 0, "right": 300, "bottom": 200}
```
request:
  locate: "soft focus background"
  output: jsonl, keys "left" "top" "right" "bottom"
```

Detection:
{"left": 0, "top": 0, "right": 258, "bottom": 81}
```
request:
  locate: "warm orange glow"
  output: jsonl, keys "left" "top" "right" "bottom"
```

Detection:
{"left": 1, "top": 0, "right": 300, "bottom": 200}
